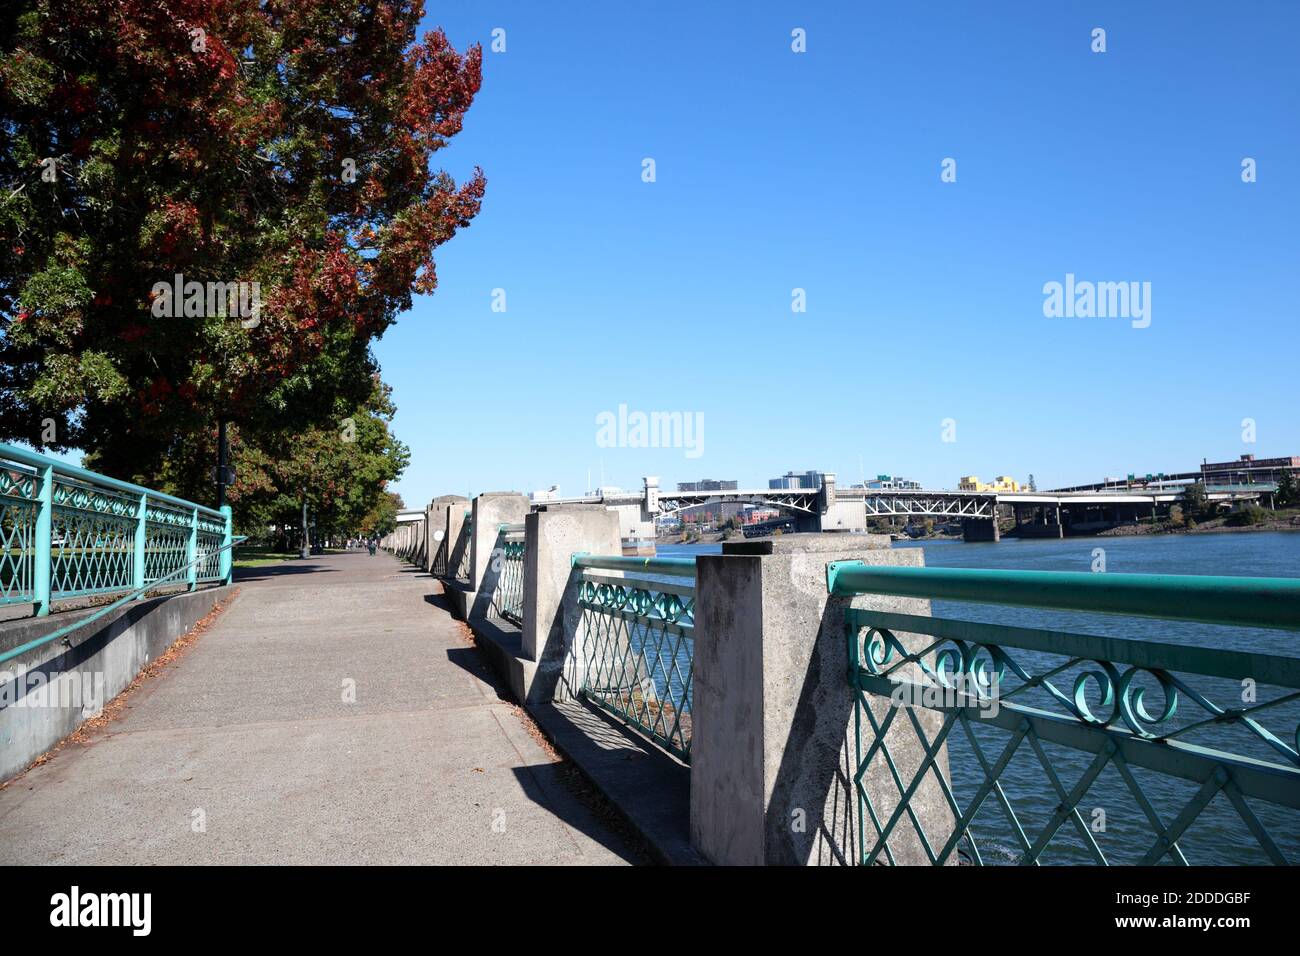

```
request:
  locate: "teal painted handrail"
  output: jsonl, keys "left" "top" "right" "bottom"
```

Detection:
{"left": 826, "top": 564, "right": 1300, "bottom": 631}
{"left": 1, "top": 442, "right": 223, "bottom": 518}
{"left": 833, "top": 563, "right": 1300, "bottom": 865}
{"left": 572, "top": 554, "right": 697, "bottom": 577}
{"left": 1, "top": 441, "right": 234, "bottom": 615}
{"left": 0, "top": 534, "right": 246, "bottom": 667}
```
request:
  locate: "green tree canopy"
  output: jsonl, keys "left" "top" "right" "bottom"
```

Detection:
{"left": 150, "top": 375, "right": 409, "bottom": 539}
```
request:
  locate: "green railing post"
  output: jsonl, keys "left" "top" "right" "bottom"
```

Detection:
{"left": 186, "top": 506, "right": 198, "bottom": 592}
{"left": 133, "top": 492, "right": 147, "bottom": 599}
{"left": 33, "top": 464, "right": 53, "bottom": 617}
{"left": 220, "top": 504, "right": 233, "bottom": 586}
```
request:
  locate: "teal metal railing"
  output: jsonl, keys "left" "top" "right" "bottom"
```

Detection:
{"left": 1, "top": 442, "right": 233, "bottom": 617}
{"left": 0, "top": 529, "right": 246, "bottom": 667}
{"left": 489, "top": 523, "right": 525, "bottom": 625}
{"left": 571, "top": 553, "right": 697, "bottom": 761}
{"left": 828, "top": 563, "right": 1300, "bottom": 866}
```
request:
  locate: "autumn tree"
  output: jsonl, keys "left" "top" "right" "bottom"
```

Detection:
{"left": 0, "top": 0, "right": 482, "bottom": 492}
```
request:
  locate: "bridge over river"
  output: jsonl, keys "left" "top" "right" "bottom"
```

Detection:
{"left": 508, "top": 474, "right": 1275, "bottom": 543}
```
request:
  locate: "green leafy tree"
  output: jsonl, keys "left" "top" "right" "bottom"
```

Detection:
{"left": 359, "top": 490, "right": 404, "bottom": 539}
{"left": 149, "top": 375, "right": 408, "bottom": 546}
{"left": 1181, "top": 481, "right": 1210, "bottom": 521}
{"left": 231, "top": 377, "right": 409, "bottom": 546}
{"left": 1275, "top": 472, "right": 1298, "bottom": 509}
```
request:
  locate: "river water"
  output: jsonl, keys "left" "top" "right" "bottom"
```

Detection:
{"left": 658, "top": 532, "right": 1300, "bottom": 864}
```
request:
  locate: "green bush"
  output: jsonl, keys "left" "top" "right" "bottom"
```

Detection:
{"left": 1225, "top": 506, "right": 1267, "bottom": 527}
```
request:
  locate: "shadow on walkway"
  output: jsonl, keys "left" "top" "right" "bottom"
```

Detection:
{"left": 233, "top": 562, "right": 340, "bottom": 583}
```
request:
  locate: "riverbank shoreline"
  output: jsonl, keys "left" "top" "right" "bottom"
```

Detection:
{"left": 656, "top": 514, "right": 1300, "bottom": 546}
{"left": 1096, "top": 518, "right": 1300, "bottom": 538}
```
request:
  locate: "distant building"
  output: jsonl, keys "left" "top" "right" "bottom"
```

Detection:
{"left": 679, "top": 501, "right": 744, "bottom": 522}
{"left": 530, "top": 485, "right": 561, "bottom": 502}
{"left": 677, "top": 478, "right": 739, "bottom": 492}
{"left": 855, "top": 475, "right": 922, "bottom": 491}
{"left": 769, "top": 470, "right": 823, "bottom": 490}
{"left": 959, "top": 475, "right": 1020, "bottom": 493}
{"left": 1201, "top": 454, "right": 1300, "bottom": 487}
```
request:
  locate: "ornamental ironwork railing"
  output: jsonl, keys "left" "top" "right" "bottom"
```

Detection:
{"left": 827, "top": 563, "right": 1300, "bottom": 866}
{"left": 1, "top": 442, "right": 233, "bottom": 617}
{"left": 488, "top": 523, "right": 525, "bottom": 625}
{"left": 571, "top": 554, "right": 697, "bottom": 762}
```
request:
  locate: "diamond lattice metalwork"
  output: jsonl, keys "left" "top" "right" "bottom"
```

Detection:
{"left": 488, "top": 533, "right": 525, "bottom": 625}
{"left": 576, "top": 572, "right": 695, "bottom": 761}
{"left": 50, "top": 480, "right": 136, "bottom": 598}
{"left": 145, "top": 504, "right": 190, "bottom": 586}
{"left": 0, "top": 466, "right": 37, "bottom": 603}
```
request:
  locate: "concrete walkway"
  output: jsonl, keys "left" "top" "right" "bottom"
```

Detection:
{"left": 0, "top": 552, "right": 636, "bottom": 864}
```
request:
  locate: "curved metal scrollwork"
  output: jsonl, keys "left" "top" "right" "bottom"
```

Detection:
{"left": 846, "top": 606, "right": 1300, "bottom": 866}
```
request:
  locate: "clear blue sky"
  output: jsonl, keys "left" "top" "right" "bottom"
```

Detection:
{"left": 375, "top": 1, "right": 1299, "bottom": 507}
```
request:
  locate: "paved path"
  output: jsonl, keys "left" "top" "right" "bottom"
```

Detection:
{"left": 0, "top": 552, "right": 635, "bottom": 864}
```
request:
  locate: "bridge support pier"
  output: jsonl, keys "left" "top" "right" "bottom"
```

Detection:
{"left": 961, "top": 517, "right": 1000, "bottom": 542}
{"left": 690, "top": 534, "right": 951, "bottom": 865}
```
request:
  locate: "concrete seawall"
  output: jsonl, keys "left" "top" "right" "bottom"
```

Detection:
{"left": 0, "top": 586, "right": 233, "bottom": 783}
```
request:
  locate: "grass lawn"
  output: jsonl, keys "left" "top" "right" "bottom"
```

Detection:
{"left": 232, "top": 546, "right": 301, "bottom": 569}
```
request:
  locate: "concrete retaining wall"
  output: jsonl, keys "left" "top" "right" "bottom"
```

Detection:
{"left": 0, "top": 586, "right": 233, "bottom": 782}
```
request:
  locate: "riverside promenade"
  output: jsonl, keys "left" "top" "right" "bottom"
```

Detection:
{"left": 0, "top": 552, "right": 635, "bottom": 865}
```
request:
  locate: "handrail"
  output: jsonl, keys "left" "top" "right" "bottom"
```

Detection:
{"left": 826, "top": 564, "right": 1300, "bottom": 631}
{"left": 0, "top": 535, "right": 247, "bottom": 666}
{"left": 572, "top": 554, "right": 697, "bottom": 577}
{"left": 1, "top": 441, "right": 223, "bottom": 518}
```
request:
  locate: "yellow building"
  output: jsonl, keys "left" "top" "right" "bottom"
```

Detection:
{"left": 959, "top": 475, "right": 1021, "bottom": 492}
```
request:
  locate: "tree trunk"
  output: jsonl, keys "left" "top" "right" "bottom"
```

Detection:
{"left": 300, "top": 498, "right": 310, "bottom": 559}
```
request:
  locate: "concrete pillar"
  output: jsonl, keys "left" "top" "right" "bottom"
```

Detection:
{"left": 521, "top": 504, "right": 622, "bottom": 702}
{"left": 429, "top": 494, "right": 469, "bottom": 577}
{"left": 690, "top": 534, "right": 951, "bottom": 866}
{"left": 961, "top": 517, "right": 999, "bottom": 542}
{"left": 612, "top": 502, "right": 654, "bottom": 545}
{"left": 820, "top": 500, "right": 865, "bottom": 531}
{"left": 469, "top": 492, "right": 531, "bottom": 620}
{"left": 422, "top": 505, "right": 435, "bottom": 571}
{"left": 641, "top": 475, "right": 660, "bottom": 519}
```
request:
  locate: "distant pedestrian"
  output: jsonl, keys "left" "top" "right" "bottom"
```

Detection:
{"left": 367, "top": 538, "right": 377, "bottom": 556}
